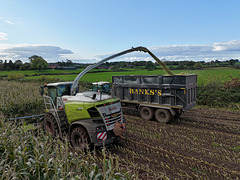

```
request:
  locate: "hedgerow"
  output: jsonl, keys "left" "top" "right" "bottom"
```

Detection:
{"left": 197, "top": 77, "right": 240, "bottom": 109}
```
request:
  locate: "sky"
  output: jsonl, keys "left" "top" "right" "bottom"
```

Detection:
{"left": 0, "top": 0, "right": 240, "bottom": 63}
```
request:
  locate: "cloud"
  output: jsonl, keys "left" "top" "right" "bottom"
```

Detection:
{"left": 1, "top": 40, "right": 240, "bottom": 63}
{"left": 212, "top": 40, "right": 240, "bottom": 52}
{"left": 0, "top": 32, "right": 8, "bottom": 40}
{"left": 0, "top": 17, "right": 15, "bottom": 25}
{"left": 91, "top": 40, "right": 240, "bottom": 62}
{"left": 5, "top": 20, "right": 14, "bottom": 25}
{"left": 0, "top": 44, "right": 73, "bottom": 62}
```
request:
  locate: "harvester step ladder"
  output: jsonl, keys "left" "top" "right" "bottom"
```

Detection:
{"left": 43, "top": 95, "right": 63, "bottom": 137}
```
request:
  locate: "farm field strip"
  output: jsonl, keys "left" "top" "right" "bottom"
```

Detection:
{"left": 126, "top": 122, "right": 239, "bottom": 159}
{"left": 128, "top": 117, "right": 240, "bottom": 164}
{"left": 177, "top": 115, "right": 240, "bottom": 136}
{"left": 22, "top": 68, "right": 240, "bottom": 85}
{"left": 180, "top": 115, "right": 240, "bottom": 130}
{"left": 126, "top": 138, "right": 240, "bottom": 177}
{"left": 183, "top": 108, "right": 240, "bottom": 121}
{"left": 108, "top": 109, "right": 240, "bottom": 179}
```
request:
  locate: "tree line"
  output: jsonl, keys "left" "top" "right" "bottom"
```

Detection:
{"left": 100, "top": 59, "right": 240, "bottom": 71}
{"left": 0, "top": 56, "right": 239, "bottom": 71}
{"left": 0, "top": 56, "right": 74, "bottom": 71}
{"left": 0, "top": 55, "right": 48, "bottom": 71}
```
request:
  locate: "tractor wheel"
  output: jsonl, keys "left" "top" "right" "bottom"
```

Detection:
{"left": 42, "top": 113, "right": 58, "bottom": 137}
{"left": 155, "top": 109, "right": 172, "bottom": 123}
{"left": 140, "top": 107, "right": 153, "bottom": 120}
{"left": 70, "top": 126, "right": 90, "bottom": 151}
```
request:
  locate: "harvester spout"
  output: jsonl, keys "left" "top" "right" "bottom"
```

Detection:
{"left": 71, "top": 46, "right": 174, "bottom": 95}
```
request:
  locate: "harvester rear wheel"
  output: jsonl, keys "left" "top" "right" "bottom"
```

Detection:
{"left": 155, "top": 109, "right": 172, "bottom": 123}
{"left": 42, "top": 113, "right": 57, "bottom": 137}
{"left": 70, "top": 126, "right": 90, "bottom": 151}
{"left": 140, "top": 107, "right": 153, "bottom": 120}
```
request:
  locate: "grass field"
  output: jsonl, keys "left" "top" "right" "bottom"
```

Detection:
{"left": 0, "top": 68, "right": 113, "bottom": 77}
{"left": 23, "top": 67, "right": 240, "bottom": 85}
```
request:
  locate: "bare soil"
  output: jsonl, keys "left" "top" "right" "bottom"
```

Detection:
{"left": 107, "top": 107, "right": 240, "bottom": 179}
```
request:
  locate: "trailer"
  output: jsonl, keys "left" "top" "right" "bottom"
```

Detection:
{"left": 112, "top": 74, "right": 197, "bottom": 123}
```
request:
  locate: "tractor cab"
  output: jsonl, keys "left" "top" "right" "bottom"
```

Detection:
{"left": 92, "top": 81, "right": 111, "bottom": 94}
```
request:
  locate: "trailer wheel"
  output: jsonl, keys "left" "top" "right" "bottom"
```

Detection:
{"left": 140, "top": 107, "right": 153, "bottom": 120}
{"left": 42, "top": 113, "right": 57, "bottom": 137}
{"left": 70, "top": 126, "right": 90, "bottom": 151}
{"left": 155, "top": 109, "right": 172, "bottom": 123}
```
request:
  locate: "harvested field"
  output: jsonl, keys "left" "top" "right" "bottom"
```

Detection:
{"left": 1, "top": 80, "right": 240, "bottom": 179}
{"left": 106, "top": 107, "right": 240, "bottom": 179}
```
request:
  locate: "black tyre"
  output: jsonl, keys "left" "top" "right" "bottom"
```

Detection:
{"left": 140, "top": 107, "right": 154, "bottom": 120}
{"left": 155, "top": 109, "right": 172, "bottom": 123}
{"left": 174, "top": 111, "right": 182, "bottom": 119}
{"left": 42, "top": 113, "right": 58, "bottom": 137}
{"left": 70, "top": 126, "right": 90, "bottom": 150}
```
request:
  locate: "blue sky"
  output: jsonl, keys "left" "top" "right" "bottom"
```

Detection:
{"left": 0, "top": 0, "right": 240, "bottom": 63}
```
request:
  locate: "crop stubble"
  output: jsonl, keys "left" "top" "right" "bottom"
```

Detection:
{"left": 108, "top": 108, "right": 240, "bottom": 179}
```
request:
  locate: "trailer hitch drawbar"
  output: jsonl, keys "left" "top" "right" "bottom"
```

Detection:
{"left": 6, "top": 114, "right": 44, "bottom": 122}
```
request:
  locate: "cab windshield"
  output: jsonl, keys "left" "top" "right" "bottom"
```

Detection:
{"left": 57, "top": 84, "right": 72, "bottom": 96}
{"left": 93, "top": 83, "right": 110, "bottom": 93}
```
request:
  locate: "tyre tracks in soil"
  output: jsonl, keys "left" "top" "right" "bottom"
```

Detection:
{"left": 178, "top": 109, "right": 240, "bottom": 136}
{"left": 112, "top": 107, "right": 240, "bottom": 179}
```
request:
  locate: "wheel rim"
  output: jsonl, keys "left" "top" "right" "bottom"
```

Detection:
{"left": 141, "top": 107, "right": 153, "bottom": 120}
{"left": 144, "top": 109, "right": 150, "bottom": 115}
{"left": 159, "top": 112, "right": 166, "bottom": 119}
{"left": 155, "top": 109, "right": 171, "bottom": 123}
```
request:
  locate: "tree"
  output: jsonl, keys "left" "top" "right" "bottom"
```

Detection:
{"left": 8, "top": 60, "right": 14, "bottom": 70}
{"left": 0, "top": 60, "right": 3, "bottom": 70}
{"left": 20, "top": 63, "right": 31, "bottom": 71}
{"left": 29, "top": 55, "right": 39, "bottom": 63}
{"left": 145, "top": 61, "right": 155, "bottom": 71}
{"left": 229, "top": 59, "right": 237, "bottom": 66}
{"left": 3, "top": 60, "right": 8, "bottom": 70}
{"left": 66, "top": 59, "right": 73, "bottom": 67}
{"left": 14, "top": 60, "right": 23, "bottom": 70}
{"left": 31, "top": 57, "right": 48, "bottom": 71}
{"left": 194, "top": 62, "right": 203, "bottom": 70}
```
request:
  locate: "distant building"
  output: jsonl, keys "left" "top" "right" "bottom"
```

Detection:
{"left": 97, "top": 64, "right": 110, "bottom": 69}
{"left": 48, "top": 63, "right": 59, "bottom": 69}
{"left": 55, "top": 66, "right": 77, "bottom": 70}
{"left": 48, "top": 63, "right": 77, "bottom": 70}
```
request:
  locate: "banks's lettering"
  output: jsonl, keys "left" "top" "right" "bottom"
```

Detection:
{"left": 129, "top": 88, "right": 162, "bottom": 96}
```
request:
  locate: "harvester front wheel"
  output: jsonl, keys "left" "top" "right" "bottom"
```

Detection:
{"left": 42, "top": 113, "right": 57, "bottom": 137}
{"left": 70, "top": 126, "right": 90, "bottom": 151}
{"left": 140, "top": 107, "right": 153, "bottom": 120}
{"left": 155, "top": 109, "right": 172, "bottom": 123}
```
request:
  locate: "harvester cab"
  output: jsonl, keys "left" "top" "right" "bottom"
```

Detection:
{"left": 40, "top": 82, "right": 76, "bottom": 108}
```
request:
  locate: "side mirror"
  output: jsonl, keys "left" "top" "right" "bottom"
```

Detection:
{"left": 39, "top": 85, "right": 46, "bottom": 96}
{"left": 39, "top": 87, "right": 44, "bottom": 96}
